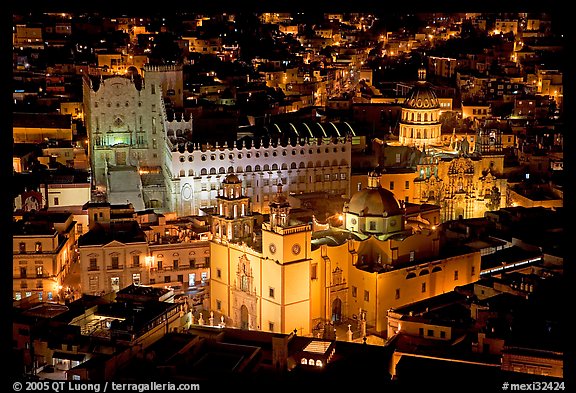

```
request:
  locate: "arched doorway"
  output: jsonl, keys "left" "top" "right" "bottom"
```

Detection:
{"left": 331, "top": 298, "right": 342, "bottom": 323}
{"left": 240, "top": 304, "right": 249, "bottom": 329}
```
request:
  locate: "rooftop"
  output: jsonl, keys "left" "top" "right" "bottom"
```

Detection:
{"left": 13, "top": 112, "right": 72, "bottom": 129}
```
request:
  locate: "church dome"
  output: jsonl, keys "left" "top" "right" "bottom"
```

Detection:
{"left": 404, "top": 83, "right": 440, "bottom": 109}
{"left": 223, "top": 173, "right": 241, "bottom": 184}
{"left": 404, "top": 67, "right": 440, "bottom": 109}
{"left": 347, "top": 173, "right": 403, "bottom": 217}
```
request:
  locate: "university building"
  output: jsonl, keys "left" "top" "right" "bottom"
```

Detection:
{"left": 84, "top": 65, "right": 353, "bottom": 217}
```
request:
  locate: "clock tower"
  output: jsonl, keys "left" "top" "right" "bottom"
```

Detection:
{"left": 262, "top": 183, "right": 312, "bottom": 263}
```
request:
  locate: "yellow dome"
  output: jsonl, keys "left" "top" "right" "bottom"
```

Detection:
{"left": 348, "top": 187, "right": 402, "bottom": 217}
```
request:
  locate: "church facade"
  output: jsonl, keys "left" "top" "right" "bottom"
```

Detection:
{"left": 380, "top": 69, "right": 507, "bottom": 222}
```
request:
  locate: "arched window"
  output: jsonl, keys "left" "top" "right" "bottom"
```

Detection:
{"left": 432, "top": 266, "right": 442, "bottom": 273}
{"left": 406, "top": 272, "right": 417, "bottom": 279}
{"left": 281, "top": 163, "right": 288, "bottom": 170}
{"left": 263, "top": 164, "right": 270, "bottom": 171}
{"left": 340, "top": 159, "right": 348, "bottom": 166}
{"left": 219, "top": 167, "right": 226, "bottom": 174}
{"left": 254, "top": 165, "right": 261, "bottom": 172}
{"left": 236, "top": 166, "right": 243, "bottom": 173}
{"left": 210, "top": 168, "right": 216, "bottom": 175}
{"left": 419, "top": 269, "right": 429, "bottom": 276}
{"left": 272, "top": 163, "right": 278, "bottom": 170}
{"left": 290, "top": 162, "right": 297, "bottom": 169}
{"left": 245, "top": 165, "right": 252, "bottom": 172}
{"left": 308, "top": 359, "right": 314, "bottom": 365}
{"left": 228, "top": 166, "right": 234, "bottom": 173}
{"left": 315, "top": 360, "right": 323, "bottom": 367}
{"left": 201, "top": 168, "right": 207, "bottom": 175}
{"left": 188, "top": 169, "right": 194, "bottom": 176}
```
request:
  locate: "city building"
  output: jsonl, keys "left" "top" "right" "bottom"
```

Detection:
{"left": 211, "top": 171, "right": 481, "bottom": 337}
{"left": 13, "top": 211, "right": 77, "bottom": 302}
{"left": 83, "top": 65, "right": 190, "bottom": 212}
{"left": 84, "top": 65, "right": 352, "bottom": 216}
{"left": 13, "top": 285, "right": 182, "bottom": 379}
{"left": 13, "top": 113, "right": 74, "bottom": 144}
{"left": 78, "top": 202, "right": 210, "bottom": 296}
{"left": 376, "top": 70, "right": 508, "bottom": 222}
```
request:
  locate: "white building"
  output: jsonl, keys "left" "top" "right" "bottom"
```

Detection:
{"left": 84, "top": 65, "right": 355, "bottom": 217}
{"left": 83, "top": 65, "right": 190, "bottom": 212}
{"left": 168, "top": 133, "right": 353, "bottom": 216}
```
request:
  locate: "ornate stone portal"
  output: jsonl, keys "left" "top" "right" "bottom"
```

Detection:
{"left": 231, "top": 254, "right": 258, "bottom": 329}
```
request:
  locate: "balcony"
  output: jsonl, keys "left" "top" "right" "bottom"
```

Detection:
{"left": 87, "top": 266, "right": 100, "bottom": 271}
{"left": 106, "top": 265, "right": 124, "bottom": 271}
{"left": 150, "top": 265, "right": 191, "bottom": 272}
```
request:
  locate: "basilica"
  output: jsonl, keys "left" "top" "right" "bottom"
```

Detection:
{"left": 210, "top": 171, "right": 480, "bottom": 337}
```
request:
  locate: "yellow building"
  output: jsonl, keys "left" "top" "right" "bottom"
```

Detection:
{"left": 381, "top": 69, "right": 507, "bottom": 222}
{"left": 398, "top": 69, "right": 442, "bottom": 149}
{"left": 13, "top": 211, "right": 76, "bottom": 302}
{"left": 96, "top": 53, "right": 148, "bottom": 75}
{"left": 13, "top": 113, "right": 74, "bottom": 144}
{"left": 211, "top": 172, "right": 481, "bottom": 337}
